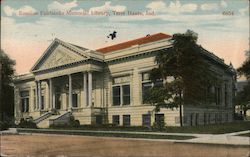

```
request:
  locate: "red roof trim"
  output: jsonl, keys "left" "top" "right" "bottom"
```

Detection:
{"left": 96, "top": 33, "right": 171, "bottom": 54}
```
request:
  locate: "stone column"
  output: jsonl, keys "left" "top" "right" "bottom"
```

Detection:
{"left": 14, "top": 88, "right": 20, "bottom": 120}
{"left": 49, "top": 78, "right": 53, "bottom": 109}
{"left": 68, "top": 74, "right": 72, "bottom": 109}
{"left": 29, "top": 86, "right": 33, "bottom": 112}
{"left": 35, "top": 81, "right": 38, "bottom": 111}
{"left": 38, "top": 80, "right": 42, "bottom": 110}
{"left": 83, "top": 72, "right": 87, "bottom": 107}
{"left": 88, "top": 72, "right": 92, "bottom": 107}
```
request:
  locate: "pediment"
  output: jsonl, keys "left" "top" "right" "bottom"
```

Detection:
{"left": 31, "top": 39, "right": 89, "bottom": 72}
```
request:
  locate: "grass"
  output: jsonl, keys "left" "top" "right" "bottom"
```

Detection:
{"left": 16, "top": 128, "right": 194, "bottom": 140}
{"left": 49, "top": 121, "right": 250, "bottom": 134}
{"left": 237, "top": 133, "right": 250, "bottom": 137}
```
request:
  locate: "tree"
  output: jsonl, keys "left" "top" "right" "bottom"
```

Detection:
{"left": 144, "top": 30, "right": 218, "bottom": 126}
{"left": 0, "top": 49, "right": 16, "bottom": 121}
{"left": 238, "top": 51, "right": 250, "bottom": 79}
{"left": 237, "top": 50, "right": 250, "bottom": 117}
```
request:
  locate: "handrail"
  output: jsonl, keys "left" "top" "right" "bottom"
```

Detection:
{"left": 49, "top": 111, "right": 72, "bottom": 125}
{"left": 33, "top": 112, "right": 52, "bottom": 124}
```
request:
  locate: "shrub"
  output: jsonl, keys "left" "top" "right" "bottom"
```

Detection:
{"left": 152, "top": 121, "right": 166, "bottom": 131}
{"left": 18, "top": 118, "right": 37, "bottom": 128}
{"left": 0, "top": 121, "right": 9, "bottom": 131}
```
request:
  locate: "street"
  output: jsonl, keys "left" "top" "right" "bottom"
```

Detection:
{"left": 1, "top": 134, "right": 249, "bottom": 157}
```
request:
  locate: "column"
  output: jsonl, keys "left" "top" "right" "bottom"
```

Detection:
{"left": 88, "top": 72, "right": 92, "bottom": 107}
{"left": 68, "top": 74, "right": 72, "bottom": 109}
{"left": 83, "top": 72, "right": 87, "bottom": 107}
{"left": 38, "top": 80, "right": 42, "bottom": 110}
{"left": 49, "top": 78, "right": 53, "bottom": 109}
{"left": 35, "top": 81, "right": 38, "bottom": 110}
{"left": 29, "top": 86, "right": 33, "bottom": 112}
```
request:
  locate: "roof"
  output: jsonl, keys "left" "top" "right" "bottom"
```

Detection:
{"left": 96, "top": 33, "right": 172, "bottom": 53}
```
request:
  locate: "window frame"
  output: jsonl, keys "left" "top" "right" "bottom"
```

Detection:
{"left": 141, "top": 72, "right": 163, "bottom": 104}
{"left": 20, "top": 90, "right": 30, "bottom": 113}
{"left": 142, "top": 114, "right": 151, "bottom": 127}
{"left": 112, "top": 76, "right": 131, "bottom": 106}
{"left": 123, "top": 115, "right": 131, "bottom": 126}
{"left": 112, "top": 115, "right": 120, "bottom": 125}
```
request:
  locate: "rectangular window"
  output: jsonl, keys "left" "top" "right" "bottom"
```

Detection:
{"left": 41, "top": 96, "right": 44, "bottom": 110}
{"left": 195, "top": 113, "right": 199, "bottom": 126}
{"left": 112, "top": 115, "right": 120, "bottom": 125}
{"left": 122, "top": 85, "right": 130, "bottom": 105}
{"left": 225, "top": 83, "right": 228, "bottom": 106}
{"left": 123, "top": 115, "right": 130, "bottom": 126}
{"left": 142, "top": 82, "right": 153, "bottom": 103}
{"left": 155, "top": 114, "right": 164, "bottom": 125}
{"left": 142, "top": 114, "right": 151, "bottom": 126}
{"left": 112, "top": 86, "right": 121, "bottom": 106}
{"left": 214, "top": 87, "right": 221, "bottom": 105}
{"left": 141, "top": 72, "right": 163, "bottom": 104}
{"left": 20, "top": 91, "right": 29, "bottom": 112}
{"left": 112, "top": 75, "right": 130, "bottom": 106}
{"left": 72, "top": 93, "right": 78, "bottom": 107}
{"left": 204, "top": 113, "right": 207, "bottom": 125}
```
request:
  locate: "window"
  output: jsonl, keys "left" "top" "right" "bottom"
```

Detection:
{"left": 41, "top": 96, "right": 45, "bottom": 110}
{"left": 225, "top": 83, "right": 228, "bottom": 106}
{"left": 155, "top": 114, "right": 164, "bottom": 125}
{"left": 195, "top": 113, "right": 199, "bottom": 126}
{"left": 225, "top": 113, "right": 228, "bottom": 122}
{"left": 112, "top": 86, "right": 121, "bottom": 106}
{"left": 112, "top": 76, "right": 130, "bottom": 106}
{"left": 122, "top": 85, "right": 130, "bottom": 105}
{"left": 96, "top": 115, "right": 103, "bottom": 125}
{"left": 142, "top": 114, "right": 151, "bottom": 126}
{"left": 112, "top": 115, "right": 120, "bottom": 125}
{"left": 141, "top": 72, "right": 163, "bottom": 103}
{"left": 20, "top": 91, "right": 29, "bottom": 113}
{"left": 204, "top": 113, "right": 207, "bottom": 125}
{"left": 142, "top": 82, "right": 153, "bottom": 103}
{"left": 215, "top": 87, "right": 221, "bottom": 105}
{"left": 72, "top": 93, "right": 78, "bottom": 107}
{"left": 123, "top": 115, "right": 130, "bottom": 126}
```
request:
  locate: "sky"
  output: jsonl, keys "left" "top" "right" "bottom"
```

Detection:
{"left": 1, "top": 0, "right": 249, "bottom": 78}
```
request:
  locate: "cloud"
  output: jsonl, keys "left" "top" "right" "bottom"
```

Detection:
{"left": 47, "top": 0, "right": 78, "bottom": 11}
{"left": 3, "top": 6, "right": 15, "bottom": 16}
{"left": 220, "top": 0, "right": 227, "bottom": 8}
{"left": 145, "top": 1, "right": 167, "bottom": 12}
{"left": 146, "top": 1, "right": 197, "bottom": 14}
{"left": 89, "top": 1, "right": 126, "bottom": 12}
{"left": 239, "top": 6, "right": 249, "bottom": 15}
{"left": 201, "top": 3, "right": 218, "bottom": 11}
{"left": 3, "top": 5, "right": 37, "bottom": 16}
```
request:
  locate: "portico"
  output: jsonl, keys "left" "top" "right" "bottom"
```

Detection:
{"left": 34, "top": 72, "right": 94, "bottom": 112}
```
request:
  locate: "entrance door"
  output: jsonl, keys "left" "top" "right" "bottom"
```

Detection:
{"left": 55, "top": 93, "right": 61, "bottom": 109}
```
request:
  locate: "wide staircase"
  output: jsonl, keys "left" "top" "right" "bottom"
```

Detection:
{"left": 34, "top": 111, "right": 72, "bottom": 128}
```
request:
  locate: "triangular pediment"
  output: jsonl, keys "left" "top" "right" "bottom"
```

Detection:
{"left": 31, "top": 39, "right": 90, "bottom": 72}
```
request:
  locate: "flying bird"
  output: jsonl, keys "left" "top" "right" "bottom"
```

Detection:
{"left": 107, "top": 31, "right": 117, "bottom": 40}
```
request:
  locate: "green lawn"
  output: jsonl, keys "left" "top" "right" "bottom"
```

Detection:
{"left": 238, "top": 133, "right": 250, "bottom": 137}
{"left": 17, "top": 128, "right": 194, "bottom": 140}
{"left": 49, "top": 121, "right": 250, "bottom": 134}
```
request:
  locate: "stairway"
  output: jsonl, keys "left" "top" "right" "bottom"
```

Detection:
{"left": 36, "top": 111, "right": 71, "bottom": 128}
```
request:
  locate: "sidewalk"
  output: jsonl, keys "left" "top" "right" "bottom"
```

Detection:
{"left": 183, "top": 130, "right": 250, "bottom": 145}
{"left": 1, "top": 128, "right": 250, "bottom": 146}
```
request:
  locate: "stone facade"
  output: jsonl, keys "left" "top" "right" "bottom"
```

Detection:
{"left": 13, "top": 33, "right": 236, "bottom": 127}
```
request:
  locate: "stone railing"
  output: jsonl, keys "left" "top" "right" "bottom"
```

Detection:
{"left": 33, "top": 112, "right": 52, "bottom": 124}
{"left": 49, "top": 111, "right": 72, "bottom": 126}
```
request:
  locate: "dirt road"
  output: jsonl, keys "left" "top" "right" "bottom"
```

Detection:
{"left": 1, "top": 134, "right": 249, "bottom": 157}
